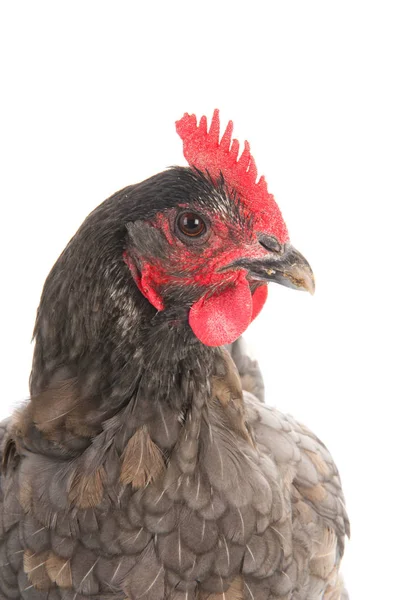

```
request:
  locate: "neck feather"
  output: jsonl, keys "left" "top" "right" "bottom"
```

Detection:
{"left": 30, "top": 262, "right": 217, "bottom": 453}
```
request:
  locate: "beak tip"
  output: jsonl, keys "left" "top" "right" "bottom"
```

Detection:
{"left": 285, "top": 266, "right": 315, "bottom": 295}
{"left": 307, "top": 274, "right": 316, "bottom": 296}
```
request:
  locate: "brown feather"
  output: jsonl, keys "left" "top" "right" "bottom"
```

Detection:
{"left": 23, "top": 550, "right": 51, "bottom": 590}
{"left": 200, "top": 576, "right": 244, "bottom": 600}
{"left": 46, "top": 552, "right": 73, "bottom": 588}
{"left": 305, "top": 449, "right": 331, "bottom": 478}
{"left": 297, "top": 483, "right": 328, "bottom": 503}
{"left": 18, "top": 377, "right": 98, "bottom": 441}
{"left": 69, "top": 466, "right": 106, "bottom": 508}
{"left": 120, "top": 426, "right": 165, "bottom": 488}
{"left": 30, "top": 378, "right": 80, "bottom": 435}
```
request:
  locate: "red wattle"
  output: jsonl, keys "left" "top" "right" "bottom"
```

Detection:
{"left": 189, "top": 274, "right": 253, "bottom": 346}
{"left": 251, "top": 285, "right": 268, "bottom": 321}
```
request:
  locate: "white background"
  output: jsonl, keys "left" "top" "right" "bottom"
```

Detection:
{"left": 1, "top": 2, "right": 399, "bottom": 598}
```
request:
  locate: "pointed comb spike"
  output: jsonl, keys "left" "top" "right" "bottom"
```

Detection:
{"left": 175, "top": 113, "right": 197, "bottom": 138}
{"left": 199, "top": 115, "right": 207, "bottom": 135}
{"left": 208, "top": 109, "right": 220, "bottom": 144}
{"left": 237, "top": 140, "right": 251, "bottom": 171}
{"left": 247, "top": 155, "right": 258, "bottom": 181}
{"left": 258, "top": 174, "right": 267, "bottom": 190}
{"left": 220, "top": 120, "right": 233, "bottom": 152}
{"left": 230, "top": 139, "right": 240, "bottom": 163}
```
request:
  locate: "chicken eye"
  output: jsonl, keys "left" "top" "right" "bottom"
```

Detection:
{"left": 176, "top": 212, "right": 206, "bottom": 238}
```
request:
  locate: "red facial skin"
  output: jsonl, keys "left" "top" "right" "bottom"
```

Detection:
{"left": 124, "top": 207, "right": 273, "bottom": 346}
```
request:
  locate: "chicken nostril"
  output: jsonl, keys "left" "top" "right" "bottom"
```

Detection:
{"left": 257, "top": 234, "right": 283, "bottom": 254}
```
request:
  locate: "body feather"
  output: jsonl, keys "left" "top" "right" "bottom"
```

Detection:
{"left": 0, "top": 339, "right": 348, "bottom": 600}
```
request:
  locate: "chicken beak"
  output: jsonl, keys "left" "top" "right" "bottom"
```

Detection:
{"left": 243, "top": 244, "right": 315, "bottom": 294}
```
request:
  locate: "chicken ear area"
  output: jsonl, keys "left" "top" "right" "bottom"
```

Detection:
{"left": 189, "top": 272, "right": 268, "bottom": 346}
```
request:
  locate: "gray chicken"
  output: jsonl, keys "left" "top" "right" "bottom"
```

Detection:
{"left": 0, "top": 110, "right": 349, "bottom": 599}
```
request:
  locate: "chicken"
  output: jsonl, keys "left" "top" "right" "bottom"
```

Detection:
{"left": 0, "top": 110, "right": 349, "bottom": 600}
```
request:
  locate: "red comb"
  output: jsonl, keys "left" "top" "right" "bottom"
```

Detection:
{"left": 175, "top": 109, "right": 289, "bottom": 243}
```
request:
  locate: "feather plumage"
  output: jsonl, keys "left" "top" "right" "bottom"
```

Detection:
{"left": 0, "top": 113, "right": 347, "bottom": 599}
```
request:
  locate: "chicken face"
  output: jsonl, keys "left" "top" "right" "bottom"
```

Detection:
{"left": 123, "top": 168, "right": 314, "bottom": 347}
